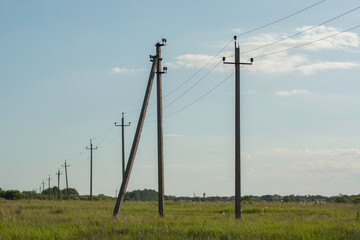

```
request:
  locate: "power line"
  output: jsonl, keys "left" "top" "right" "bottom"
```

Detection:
{"left": 242, "top": 5, "right": 360, "bottom": 54}
{"left": 59, "top": 1, "right": 332, "bottom": 183}
{"left": 86, "top": 0, "right": 336, "bottom": 148}
{"left": 123, "top": 1, "right": 326, "bottom": 116}
{"left": 236, "top": 0, "right": 326, "bottom": 37}
{"left": 254, "top": 24, "right": 360, "bottom": 59}
{"left": 129, "top": 60, "right": 223, "bottom": 124}
{"left": 98, "top": 132, "right": 121, "bottom": 148}
{"left": 163, "top": 72, "right": 235, "bottom": 120}
{"left": 163, "top": 60, "right": 223, "bottom": 110}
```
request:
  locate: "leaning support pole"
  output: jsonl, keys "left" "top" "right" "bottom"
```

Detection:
{"left": 113, "top": 56, "right": 158, "bottom": 218}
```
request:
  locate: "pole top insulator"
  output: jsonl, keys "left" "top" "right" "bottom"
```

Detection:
{"left": 234, "top": 36, "right": 237, "bottom": 41}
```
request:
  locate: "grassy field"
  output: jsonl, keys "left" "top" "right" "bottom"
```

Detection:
{"left": 0, "top": 199, "right": 359, "bottom": 239}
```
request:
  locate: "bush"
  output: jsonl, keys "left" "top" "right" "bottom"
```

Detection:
{"left": 4, "top": 190, "right": 23, "bottom": 200}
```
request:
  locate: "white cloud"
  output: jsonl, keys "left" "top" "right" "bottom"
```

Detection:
{"left": 243, "top": 89, "right": 256, "bottom": 95}
{"left": 232, "top": 28, "right": 243, "bottom": 34}
{"left": 164, "top": 134, "right": 183, "bottom": 137}
{"left": 276, "top": 89, "right": 311, "bottom": 97}
{"left": 255, "top": 147, "right": 360, "bottom": 173}
{"left": 166, "top": 50, "right": 239, "bottom": 73}
{"left": 168, "top": 26, "right": 360, "bottom": 75}
{"left": 259, "top": 148, "right": 360, "bottom": 157}
{"left": 297, "top": 62, "right": 360, "bottom": 75}
{"left": 111, "top": 67, "right": 146, "bottom": 74}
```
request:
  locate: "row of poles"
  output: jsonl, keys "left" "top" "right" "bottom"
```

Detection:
{"left": 39, "top": 37, "right": 252, "bottom": 220}
{"left": 40, "top": 160, "right": 70, "bottom": 200}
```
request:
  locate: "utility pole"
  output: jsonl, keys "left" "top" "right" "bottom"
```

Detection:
{"left": 56, "top": 168, "right": 63, "bottom": 200}
{"left": 115, "top": 113, "right": 131, "bottom": 182}
{"left": 223, "top": 36, "right": 253, "bottom": 219}
{"left": 113, "top": 40, "right": 165, "bottom": 218}
{"left": 42, "top": 180, "right": 45, "bottom": 194}
{"left": 86, "top": 139, "right": 98, "bottom": 200}
{"left": 62, "top": 160, "right": 70, "bottom": 200}
{"left": 156, "top": 39, "right": 167, "bottom": 217}
{"left": 47, "top": 175, "right": 52, "bottom": 200}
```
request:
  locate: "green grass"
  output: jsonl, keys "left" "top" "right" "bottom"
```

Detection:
{"left": 0, "top": 199, "right": 359, "bottom": 239}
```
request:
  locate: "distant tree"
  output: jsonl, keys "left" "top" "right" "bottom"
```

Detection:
{"left": 125, "top": 189, "right": 158, "bottom": 201}
{"left": 61, "top": 188, "right": 79, "bottom": 196}
{"left": 0, "top": 188, "right": 5, "bottom": 198}
{"left": 351, "top": 196, "right": 360, "bottom": 204}
{"left": 4, "top": 190, "right": 23, "bottom": 200}
{"left": 283, "top": 196, "right": 291, "bottom": 203}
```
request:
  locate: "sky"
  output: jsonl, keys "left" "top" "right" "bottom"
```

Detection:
{"left": 1, "top": 0, "right": 360, "bottom": 197}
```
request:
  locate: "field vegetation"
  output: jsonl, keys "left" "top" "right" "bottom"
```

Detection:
{"left": 0, "top": 199, "right": 359, "bottom": 239}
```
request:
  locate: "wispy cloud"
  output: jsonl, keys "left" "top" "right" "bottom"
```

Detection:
{"left": 297, "top": 62, "right": 360, "bottom": 75}
{"left": 110, "top": 67, "right": 146, "bottom": 74}
{"left": 276, "top": 89, "right": 311, "bottom": 97}
{"left": 232, "top": 28, "right": 243, "bottom": 34}
{"left": 255, "top": 147, "right": 360, "bottom": 173}
{"left": 168, "top": 26, "right": 360, "bottom": 75}
{"left": 243, "top": 89, "right": 256, "bottom": 95}
{"left": 164, "top": 134, "right": 183, "bottom": 137}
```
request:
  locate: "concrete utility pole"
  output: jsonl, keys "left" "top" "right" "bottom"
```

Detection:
{"left": 156, "top": 39, "right": 167, "bottom": 217}
{"left": 56, "top": 168, "right": 63, "bottom": 200}
{"left": 42, "top": 180, "right": 45, "bottom": 194}
{"left": 223, "top": 36, "right": 253, "bottom": 219}
{"left": 62, "top": 160, "right": 70, "bottom": 200}
{"left": 115, "top": 113, "right": 131, "bottom": 182}
{"left": 47, "top": 175, "right": 52, "bottom": 200}
{"left": 86, "top": 139, "right": 98, "bottom": 200}
{"left": 113, "top": 41, "right": 163, "bottom": 218}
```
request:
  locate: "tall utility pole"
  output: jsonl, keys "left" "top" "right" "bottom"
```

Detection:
{"left": 42, "top": 180, "right": 45, "bottom": 194}
{"left": 113, "top": 40, "right": 165, "bottom": 218}
{"left": 86, "top": 139, "right": 98, "bottom": 200}
{"left": 47, "top": 175, "right": 52, "bottom": 200}
{"left": 223, "top": 36, "right": 253, "bottom": 219}
{"left": 115, "top": 113, "right": 131, "bottom": 182}
{"left": 56, "top": 168, "right": 63, "bottom": 200}
{"left": 156, "top": 39, "right": 167, "bottom": 217}
{"left": 62, "top": 160, "right": 70, "bottom": 200}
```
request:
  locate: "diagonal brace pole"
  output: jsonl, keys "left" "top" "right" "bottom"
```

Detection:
{"left": 113, "top": 57, "right": 158, "bottom": 218}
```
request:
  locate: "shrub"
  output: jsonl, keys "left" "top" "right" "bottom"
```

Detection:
{"left": 4, "top": 190, "right": 23, "bottom": 200}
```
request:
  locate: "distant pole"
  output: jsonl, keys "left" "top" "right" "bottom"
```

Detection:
{"left": 86, "top": 139, "right": 98, "bottom": 200}
{"left": 113, "top": 47, "right": 159, "bottom": 218}
{"left": 223, "top": 36, "right": 253, "bottom": 219}
{"left": 115, "top": 113, "right": 130, "bottom": 182}
{"left": 47, "top": 175, "right": 52, "bottom": 200}
{"left": 56, "top": 168, "right": 63, "bottom": 200}
{"left": 62, "top": 160, "right": 70, "bottom": 200}
{"left": 156, "top": 39, "right": 167, "bottom": 217}
{"left": 42, "top": 180, "right": 45, "bottom": 194}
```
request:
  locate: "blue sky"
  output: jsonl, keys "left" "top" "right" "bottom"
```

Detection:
{"left": 1, "top": 0, "right": 359, "bottom": 197}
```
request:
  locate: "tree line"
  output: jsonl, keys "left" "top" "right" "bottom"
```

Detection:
{"left": 1, "top": 187, "right": 359, "bottom": 203}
